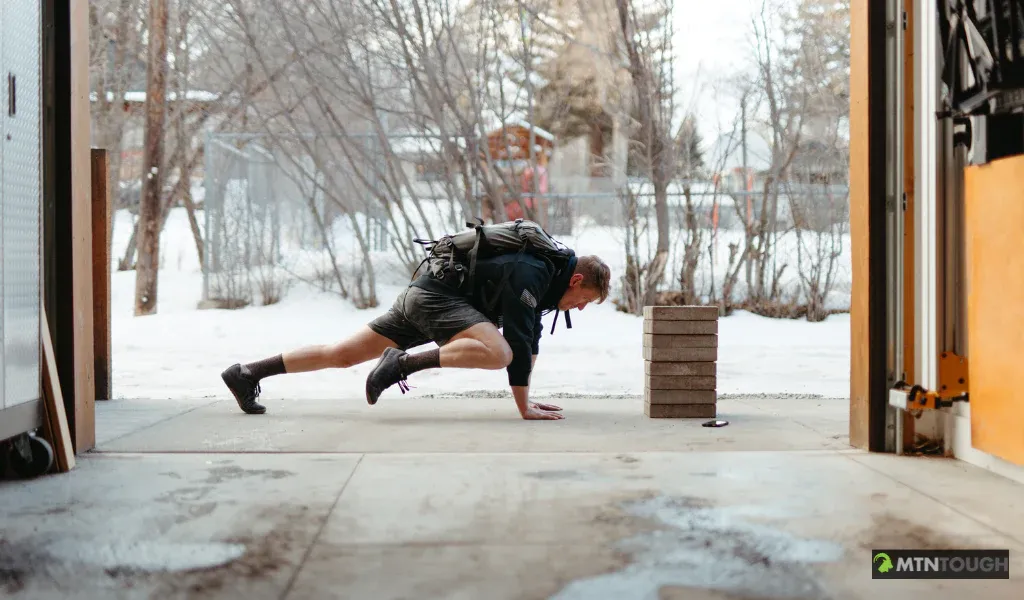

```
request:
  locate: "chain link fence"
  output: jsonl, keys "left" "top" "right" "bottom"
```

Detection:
{"left": 200, "top": 132, "right": 447, "bottom": 306}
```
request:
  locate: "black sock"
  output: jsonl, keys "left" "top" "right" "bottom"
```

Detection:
{"left": 399, "top": 349, "right": 440, "bottom": 375}
{"left": 244, "top": 355, "right": 286, "bottom": 380}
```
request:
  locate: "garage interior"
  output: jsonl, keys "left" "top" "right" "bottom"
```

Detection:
{"left": 1, "top": 1, "right": 1023, "bottom": 598}
{"left": 849, "top": 0, "right": 1024, "bottom": 481}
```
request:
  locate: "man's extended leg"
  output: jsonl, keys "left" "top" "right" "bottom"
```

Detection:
{"left": 280, "top": 326, "right": 400, "bottom": 372}
{"left": 223, "top": 326, "right": 401, "bottom": 414}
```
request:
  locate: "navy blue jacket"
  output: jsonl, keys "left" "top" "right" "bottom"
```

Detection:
{"left": 411, "top": 253, "right": 578, "bottom": 386}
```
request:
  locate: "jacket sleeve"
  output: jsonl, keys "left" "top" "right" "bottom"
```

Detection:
{"left": 500, "top": 262, "right": 549, "bottom": 387}
{"left": 531, "top": 311, "right": 543, "bottom": 355}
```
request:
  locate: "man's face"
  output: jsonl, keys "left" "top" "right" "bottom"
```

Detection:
{"left": 557, "top": 274, "right": 602, "bottom": 311}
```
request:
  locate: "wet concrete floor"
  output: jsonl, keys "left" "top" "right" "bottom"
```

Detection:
{"left": 1, "top": 395, "right": 1022, "bottom": 599}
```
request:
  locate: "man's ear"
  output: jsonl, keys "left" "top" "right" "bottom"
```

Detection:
{"left": 570, "top": 273, "right": 584, "bottom": 287}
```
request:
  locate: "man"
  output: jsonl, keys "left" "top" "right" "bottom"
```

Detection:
{"left": 220, "top": 241, "right": 611, "bottom": 420}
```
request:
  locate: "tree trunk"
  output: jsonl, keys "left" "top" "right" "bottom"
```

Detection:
{"left": 134, "top": 0, "right": 169, "bottom": 316}
{"left": 174, "top": 0, "right": 204, "bottom": 267}
{"left": 615, "top": 0, "right": 674, "bottom": 307}
{"left": 642, "top": 176, "right": 671, "bottom": 307}
{"left": 680, "top": 185, "right": 702, "bottom": 304}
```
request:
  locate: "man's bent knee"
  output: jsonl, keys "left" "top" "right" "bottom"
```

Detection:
{"left": 446, "top": 322, "right": 513, "bottom": 370}
{"left": 483, "top": 340, "right": 514, "bottom": 370}
{"left": 497, "top": 344, "right": 514, "bottom": 369}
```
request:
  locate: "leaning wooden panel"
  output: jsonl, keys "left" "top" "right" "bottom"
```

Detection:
{"left": 41, "top": 311, "right": 76, "bottom": 472}
{"left": 964, "top": 155, "right": 1024, "bottom": 466}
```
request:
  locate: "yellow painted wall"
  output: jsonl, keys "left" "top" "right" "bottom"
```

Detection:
{"left": 964, "top": 154, "right": 1024, "bottom": 466}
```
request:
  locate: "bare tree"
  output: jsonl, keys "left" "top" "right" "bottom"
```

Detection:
{"left": 673, "top": 113, "right": 706, "bottom": 305}
{"left": 614, "top": 0, "right": 676, "bottom": 312}
{"left": 789, "top": 176, "right": 847, "bottom": 321}
{"left": 134, "top": 0, "right": 170, "bottom": 315}
{"left": 784, "top": 0, "right": 850, "bottom": 321}
{"left": 712, "top": 0, "right": 849, "bottom": 319}
{"left": 747, "top": 1, "right": 804, "bottom": 310}
{"left": 114, "top": 0, "right": 304, "bottom": 274}
{"left": 204, "top": 0, "right": 598, "bottom": 308}
{"left": 171, "top": 0, "right": 205, "bottom": 266}
{"left": 89, "top": 0, "right": 146, "bottom": 260}
{"left": 696, "top": 88, "right": 746, "bottom": 313}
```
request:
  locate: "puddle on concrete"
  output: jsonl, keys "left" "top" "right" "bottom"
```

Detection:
{"left": 203, "top": 465, "right": 293, "bottom": 484}
{"left": 43, "top": 540, "right": 247, "bottom": 573}
{"left": 550, "top": 495, "right": 844, "bottom": 600}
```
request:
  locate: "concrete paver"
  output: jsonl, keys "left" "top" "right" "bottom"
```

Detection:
{"left": 1, "top": 394, "right": 1022, "bottom": 599}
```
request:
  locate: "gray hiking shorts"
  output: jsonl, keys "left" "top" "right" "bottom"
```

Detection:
{"left": 368, "top": 286, "right": 492, "bottom": 349}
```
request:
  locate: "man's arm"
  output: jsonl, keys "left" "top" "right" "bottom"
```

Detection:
{"left": 511, "top": 355, "right": 538, "bottom": 414}
{"left": 500, "top": 265, "right": 562, "bottom": 420}
{"left": 512, "top": 354, "right": 563, "bottom": 419}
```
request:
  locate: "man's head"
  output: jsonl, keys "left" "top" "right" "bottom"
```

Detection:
{"left": 558, "top": 255, "right": 611, "bottom": 311}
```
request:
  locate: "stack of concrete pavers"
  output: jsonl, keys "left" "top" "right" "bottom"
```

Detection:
{"left": 642, "top": 305, "right": 718, "bottom": 418}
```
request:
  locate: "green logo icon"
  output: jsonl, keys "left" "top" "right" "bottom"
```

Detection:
{"left": 874, "top": 552, "right": 894, "bottom": 573}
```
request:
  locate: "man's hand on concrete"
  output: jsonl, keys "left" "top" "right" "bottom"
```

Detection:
{"left": 530, "top": 401, "right": 561, "bottom": 412}
{"left": 520, "top": 402, "right": 564, "bottom": 420}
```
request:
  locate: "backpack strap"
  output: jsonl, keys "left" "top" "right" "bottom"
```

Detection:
{"left": 466, "top": 223, "right": 485, "bottom": 296}
{"left": 484, "top": 242, "right": 528, "bottom": 313}
{"left": 410, "top": 237, "right": 435, "bottom": 281}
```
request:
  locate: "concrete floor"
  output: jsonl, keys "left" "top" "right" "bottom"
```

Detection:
{"left": 1, "top": 394, "right": 1022, "bottom": 599}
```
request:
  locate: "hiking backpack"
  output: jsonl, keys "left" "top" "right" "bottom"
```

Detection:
{"left": 412, "top": 218, "right": 576, "bottom": 331}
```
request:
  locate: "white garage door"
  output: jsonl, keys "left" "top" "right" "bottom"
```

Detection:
{"left": 0, "top": 0, "right": 42, "bottom": 411}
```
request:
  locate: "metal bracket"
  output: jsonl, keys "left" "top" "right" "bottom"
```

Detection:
{"left": 889, "top": 382, "right": 969, "bottom": 411}
{"left": 938, "top": 351, "right": 968, "bottom": 397}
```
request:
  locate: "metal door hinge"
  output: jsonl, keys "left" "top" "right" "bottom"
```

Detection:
{"left": 902, "top": 192, "right": 907, "bottom": 211}
{"left": 902, "top": 11, "right": 907, "bottom": 31}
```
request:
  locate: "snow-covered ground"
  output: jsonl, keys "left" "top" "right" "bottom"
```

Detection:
{"left": 110, "top": 208, "right": 851, "bottom": 401}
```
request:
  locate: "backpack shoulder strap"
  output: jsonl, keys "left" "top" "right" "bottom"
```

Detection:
{"left": 466, "top": 222, "right": 485, "bottom": 294}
